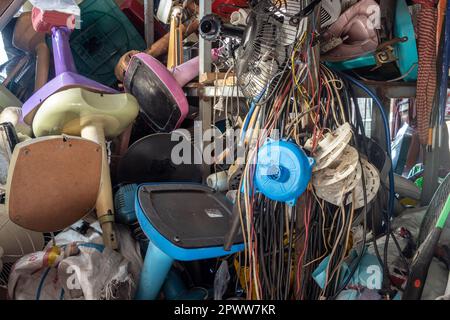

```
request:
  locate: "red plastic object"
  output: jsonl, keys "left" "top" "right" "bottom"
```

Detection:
{"left": 31, "top": 7, "right": 75, "bottom": 33}
{"left": 120, "top": 0, "right": 165, "bottom": 41}
{"left": 212, "top": 0, "right": 248, "bottom": 19}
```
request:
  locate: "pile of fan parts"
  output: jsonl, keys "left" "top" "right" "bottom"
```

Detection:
{"left": 306, "top": 123, "right": 381, "bottom": 208}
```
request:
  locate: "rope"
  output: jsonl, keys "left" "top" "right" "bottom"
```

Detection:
{"left": 415, "top": 2, "right": 438, "bottom": 145}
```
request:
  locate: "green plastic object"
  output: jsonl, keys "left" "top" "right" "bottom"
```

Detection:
{"left": 69, "top": 0, "right": 146, "bottom": 86}
{"left": 415, "top": 177, "right": 423, "bottom": 190}
{"left": 0, "top": 84, "right": 22, "bottom": 110}
{"left": 436, "top": 195, "right": 450, "bottom": 229}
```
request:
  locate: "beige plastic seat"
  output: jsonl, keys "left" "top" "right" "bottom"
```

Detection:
{"left": 6, "top": 135, "right": 102, "bottom": 232}
{"left": 32, "top": 88, "right": 139, "bottom": 249}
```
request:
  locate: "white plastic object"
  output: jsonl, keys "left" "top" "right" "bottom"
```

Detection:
{"left": 0, "top": 107, "right": 32, "bottom": 137}
{"left": 28, "top": 0, "right": 80, "bottom": 15}
{"left": 207, "top": 171, "right": 229, "bottom": 192}
{"left": 28, "top": 0, "right": 81, "bottom": 27}
{"left": 315, "top": 161, "right": 362, "bottom": 205}
{"left": 0, "top": 204, "right": 44, "bottom": 264}
{"left": 230, "top": 9, "right": 249, "bottom": 26}
{"left": 305, "top": 122, "right": 353, "bottom": 172}
{"left": 312, "top": 145, "right": 359, "bottom": 187}
{"left": 346, "top": 159, "right": 380, "bottom": 209}
{"left": 314, "top": 158, "right": 380, "bottom": 208}
{"left": 156, "top": 0, "right": 174, "bottom": 24}
{"left": 320, "top": 0, "right": 342, "bottom": 28}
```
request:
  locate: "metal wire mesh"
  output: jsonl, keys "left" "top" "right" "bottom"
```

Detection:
{"left": 0, "top": 233, "right": 51, "bottom": 290}
{"left": 235, "top": 0, "right": 308, "bottom": 100}
{"left": 0, "top": 262, "right": 12, "bottom": 289}
{"left": 417, "top": 173, "right": 450, "bottom": 245}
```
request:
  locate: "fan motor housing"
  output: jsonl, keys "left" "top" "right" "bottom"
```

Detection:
{"left": 254, "top": 140, "right": 314, "bottom": 206}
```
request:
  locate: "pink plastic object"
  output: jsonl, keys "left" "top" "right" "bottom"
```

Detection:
{"left": 171, "top": 48, "right": 220, "bottom": 87}
{"left": 22, "top": 9, "right": 117, "bottom": 125}
{"left": 31, "top": 7, "right": 75, "bottom": 33}
{"left": 321, "top": 0, "right": 379, "bottom": 62}
{"left": 124, "top": 49, "right": 220, "bottom": 132}
{"left": 124, "top": 53, "right": 188, "bottom": 132}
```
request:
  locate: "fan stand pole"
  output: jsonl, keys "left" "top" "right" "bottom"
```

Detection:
{"left": 81, "top": 123, "right": 118, "bottom": 250}
{"left": 167, "top": 8, "right": 184, "bottom": 70}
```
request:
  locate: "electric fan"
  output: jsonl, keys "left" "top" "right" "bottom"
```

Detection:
{"left": 417, "top": 174, "right": 450, "bottom": 246}
{"left": 0, "top": 204, "right": 45, "bottom": 288}
{"left": 235, "top": 0, "right": 311, "bottom": 101}
{"left": 403, "top": 173, "right": 450, "bottom": 300}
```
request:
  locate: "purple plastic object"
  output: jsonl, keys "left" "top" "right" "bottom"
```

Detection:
{"left": 52, "top": 27, "right": 78, "bottom": 75}
{"left": 22, "top": 27, "right": 117, "bottom": 125}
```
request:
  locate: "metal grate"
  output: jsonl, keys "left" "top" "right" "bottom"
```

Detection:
{"left": 417, "top": 173, "right": 450, "bottom": 245}
{"left": 235, "top": 0, "right": 307, "bottom": 102}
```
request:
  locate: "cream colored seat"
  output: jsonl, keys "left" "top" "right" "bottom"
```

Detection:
{"left": 32, "top": 88, "right": 139, "bottom": 249}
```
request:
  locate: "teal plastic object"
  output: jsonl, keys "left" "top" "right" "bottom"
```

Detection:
{"left": 327, "top": 54, "right": 376, "bottom": 72}
{"left": 328, "top": 0, "right": 418, "bottom": 82}
{"left": 114, "top": 183, "right": 138, "bottom": 224}
{"left": 68, "top": 0, "right": 146, "bottom": 86}
{"left": 313, "top": 250, "right": 382, "bottom": 292}
{"left": 254, "top": 140, "right": 314, "bottom": 206}
{"left": 394, "top": 0, "right": 418, "bottom": 81}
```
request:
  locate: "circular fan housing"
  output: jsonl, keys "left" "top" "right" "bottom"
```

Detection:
{"left": 255, "top": 140, "right": 314, "bottom": 206}
{"left": 124, "top": 53, "right": 188, "bottom": 133}
{"left": 0, "top": 204, "right": 44, "bottom": 265}
{"left": 117, "top": 132, "right": 203, "bottom": 184}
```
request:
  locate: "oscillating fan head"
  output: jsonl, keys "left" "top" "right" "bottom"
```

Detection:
{"left": 254, "top": 140, "right": 314, "bottom": 206}
{"left": 235, "top": 0, "right": 303, "bottom": 101}
{"left": 124, "top": 53, "right": 189, "bottom": 133}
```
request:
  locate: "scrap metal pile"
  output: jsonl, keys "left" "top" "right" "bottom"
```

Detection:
{"left": 0, "top": 0, "right": 449, "bottom": 301}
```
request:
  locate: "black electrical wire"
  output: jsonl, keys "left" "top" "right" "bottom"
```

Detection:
{"left": 328, "top": 78, "right": 376, "bottom": 299}
{"left": 347, "top": 79, "right": 390, "bottom": 269}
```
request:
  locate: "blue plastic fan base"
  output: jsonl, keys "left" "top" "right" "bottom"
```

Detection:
{"left": 254, "top": 140, "right": 314, "bottom": 206}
